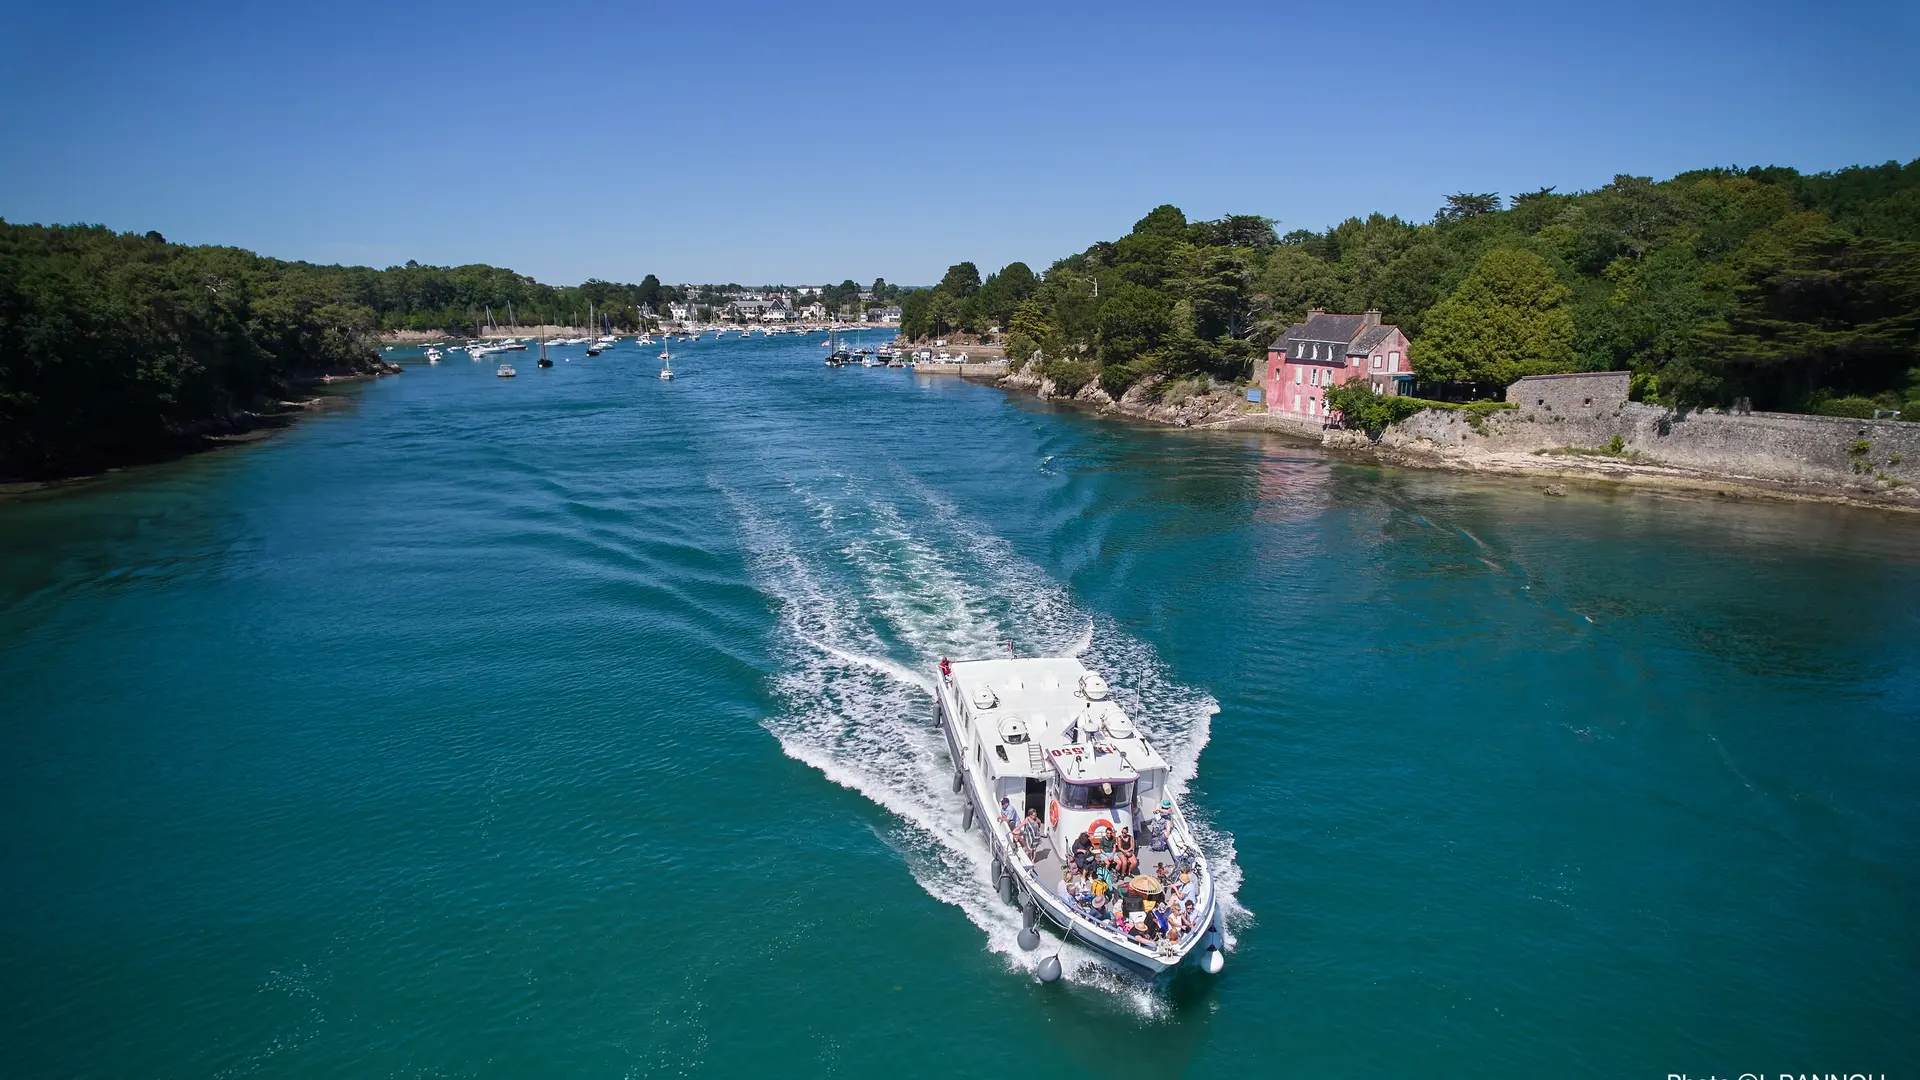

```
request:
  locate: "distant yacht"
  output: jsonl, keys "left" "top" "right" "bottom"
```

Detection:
{"left": 497, "top": 363, "right": 516, "bottom": 378}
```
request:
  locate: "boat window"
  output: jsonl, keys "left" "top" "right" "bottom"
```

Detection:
{"left": 1060, "top": 780, "right": 1134, "bottom": 810}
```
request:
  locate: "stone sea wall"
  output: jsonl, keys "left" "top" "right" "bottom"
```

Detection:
{"left": 1382, "top": 385, "right": 1920, "bottom": 492}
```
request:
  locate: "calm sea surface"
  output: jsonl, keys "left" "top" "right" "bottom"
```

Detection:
{"left": 2, "top": 332, "right": 1916, "bottom": 1076}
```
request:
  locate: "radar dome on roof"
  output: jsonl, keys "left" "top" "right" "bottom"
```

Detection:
{"left": 971, "top": 685, "right": 998, "bottom": 709}
{"left": 998, "top": 716, "right": 1029, "bottom": 743}
{"left": 1079, "top": 673, "right": 1110, "bottom": 701}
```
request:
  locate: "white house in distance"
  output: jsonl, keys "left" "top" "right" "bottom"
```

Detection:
{"left": 1264, "top": 309, "right": 1413, "bottom": 420}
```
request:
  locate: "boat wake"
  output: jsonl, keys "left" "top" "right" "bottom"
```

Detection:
{"left": 719, "top": 472, "right": 1243, "bottom": 1012}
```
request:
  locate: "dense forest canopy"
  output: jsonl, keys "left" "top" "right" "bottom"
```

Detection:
{"left": 906, "top": 159, "right": 1920, "bottom": 414}
{"left": 0, "top": 221, "right": 902, "bottom": 478}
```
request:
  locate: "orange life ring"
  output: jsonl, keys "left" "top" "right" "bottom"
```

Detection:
{"left": 1089, "top": 817, "right": 1115, "bottom": 839}
{"left": 1048, "top": 800, "right": 1060, "bottom": 828}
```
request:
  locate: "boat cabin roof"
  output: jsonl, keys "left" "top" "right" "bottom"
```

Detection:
{"left": 944, "top": 656, "right": 1169, "bottom": 780}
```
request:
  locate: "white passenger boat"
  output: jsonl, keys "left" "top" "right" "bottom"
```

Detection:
{"left": 935, "top": 656, "right": 1225, "bottom": 981}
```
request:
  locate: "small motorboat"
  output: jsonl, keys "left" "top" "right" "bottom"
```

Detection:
{"left": 496, "top": 364, "right": 516, "bottom": 378}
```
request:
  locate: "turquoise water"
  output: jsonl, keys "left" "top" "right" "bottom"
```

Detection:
{"left": 2, "top": 332, "right": 1916, "bottom": 1076}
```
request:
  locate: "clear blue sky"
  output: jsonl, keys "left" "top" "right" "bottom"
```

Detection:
{"left": 2, "top": 0, "right": 1915, "bottom": 286}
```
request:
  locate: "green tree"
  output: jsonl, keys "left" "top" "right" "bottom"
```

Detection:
{"left": 1685, "top": 213, "right": 1920, "bottom": 407}
{"left": 938, "top": 262, "right": 981, "bottom": 299}
{"left": 1258, "top": 246, "right": 1343, "bottom": 324}
{"left": 926, "top": 292, "right": 961, "bottom": 338}
{"left": 1413, "top": 247, "right": 1576, "bottom": 384}
{"left": 1096, "top": 282, "right": 1174, "bottom": 367}
{"left": 1004, "top": 299, "right": 1052, "bottom": 365}
{"left": 1438, "top": 193, "right": 1502, "bottom": 221}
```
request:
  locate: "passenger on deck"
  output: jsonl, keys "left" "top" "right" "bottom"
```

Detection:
{"left": 999, "top": 797, "right": 1019, "bottom": 833}
{"left": 1149, "top": 798, "right": 1174, "bottom": 851}
{"left": 1178, "top": 869, "right": 1200, "bottom": 906}
{"left": 1071, "top": 831, "right": 1094, "bottom": 873}
{"left": 1114, "top": 827, "right": 1138, "bottom": 874}
{"left": 1019, "top": 808, "right": 1046, "bottom": 859}
{"left": 1127, "top": 908, "right": 1155, "bottom": 945}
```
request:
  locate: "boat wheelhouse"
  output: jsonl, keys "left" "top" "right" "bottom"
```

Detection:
{"left": 934, "top": 656, "right": 1225, "bottom": 979}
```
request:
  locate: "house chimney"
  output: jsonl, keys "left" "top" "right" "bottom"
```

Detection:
{"left": 1307, "top": 307, "right": 1324, "bottom": 318}
{"left": 1363, "top": 309, "right": 1382, "bottom": 327}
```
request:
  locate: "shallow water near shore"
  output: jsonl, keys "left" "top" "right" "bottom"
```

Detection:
{"left": 2, "top": 331, "right": 1916, "bottom": 1075}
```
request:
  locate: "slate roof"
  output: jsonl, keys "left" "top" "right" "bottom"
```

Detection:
{"left": 1348, "top": 325, "right": 1397, "bottom": 354}
{"left": 1270, "top": 312, "right": 1403, "bottom": 363}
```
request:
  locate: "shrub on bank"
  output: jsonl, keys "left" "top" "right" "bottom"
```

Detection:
{"left": 1042, "top": 358, "right": 1097, "bottom": 396}
{"left": 1324, "top": 382, "right": 1517, "bottom": 436}
{"left": 1815, "top": 397, "right": 1884, "bottom": 419}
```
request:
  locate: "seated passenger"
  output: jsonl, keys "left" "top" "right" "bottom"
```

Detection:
{"left": 1179, "top": 870, "right": 1200, "bottom": 906}
{"left": 1151, "top": 796, "right": 1174, "bottom": 836}
{"left": 1114, "top": 827, "right": 1138, "bottom": 874}
{"left": 1070, "top": 831, "right": 1094, "bottom": 872}
{"left": 1063, "top": 869, "right": 1091, "bottom": 909}
{"left": 1127, "top": 909, "right": 1155, "bottom": 944}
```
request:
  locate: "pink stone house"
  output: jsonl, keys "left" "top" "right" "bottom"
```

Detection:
{"left": 1264, "top": 309, "right": 1413, "bottom": 421}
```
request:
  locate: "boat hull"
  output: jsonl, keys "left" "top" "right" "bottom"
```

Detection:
{"left": 931, "top": 678, "right": 1222, "bottom": 978}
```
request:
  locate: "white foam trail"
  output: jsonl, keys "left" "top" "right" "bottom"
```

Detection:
{"left": 719, "top": 472, "right": 1241, "bottom": 1008}
{"left": 1066, "top": 622, "right": 1095, "bottom": 657}
{"left": 901, "top": 476, "right": 1249, "bottom": 933}
{"left": 793, "top": 631, "right": 934, "bottom": 693}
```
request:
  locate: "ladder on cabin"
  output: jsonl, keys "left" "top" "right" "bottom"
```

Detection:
{"left": 1029, "top": 744, "right": 1047, "bottom": 772}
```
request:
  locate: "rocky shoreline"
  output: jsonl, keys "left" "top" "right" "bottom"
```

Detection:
{"left": 0, "top": 367, "right": 399, "bottom": 494}
{"left": 983, "top": 362, "right": 1920, "bottom": 515}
